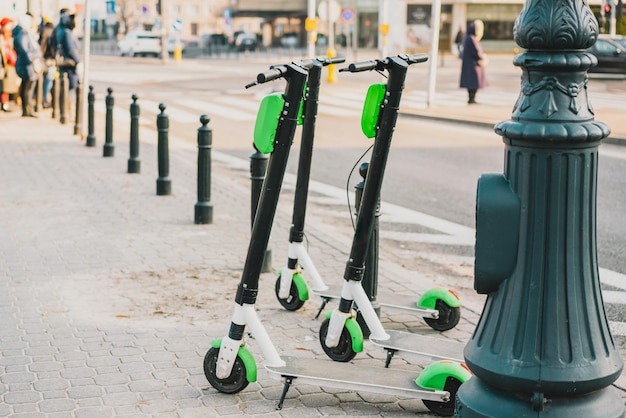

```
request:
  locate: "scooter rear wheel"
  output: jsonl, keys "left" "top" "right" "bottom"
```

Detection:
{"left": 319, "top": 318, "right": 357, "bottom": 362}
{"left": 422, "top": 376, "right": 462, "bottom": 416}
{"left": 424, "top": 299, "right": 461, "bottom": 331}
{"left": 274, "top": 274, "right": 305, "bottom": 311}
{"left": 203, "top": 347, "right": 249, "bottom": 394}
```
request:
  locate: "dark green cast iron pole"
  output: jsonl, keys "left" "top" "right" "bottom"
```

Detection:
{"left": 456, "top": 0, "right": 624, "bottom": 416}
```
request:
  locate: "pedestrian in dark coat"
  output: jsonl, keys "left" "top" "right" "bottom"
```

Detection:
{"left": 56, "top": 12, "right": 80, "bottom": 90}
{"left": 459, "top": 20, "right": 487, "bottom": 104}
{"left": 13, "top": 13, "right": 42, "bottom": 117}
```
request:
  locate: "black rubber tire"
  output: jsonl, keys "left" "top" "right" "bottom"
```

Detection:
{"left": 319, "top": 317, "right": 358, "bottom": 362}
{"left": 422, "top": 376, "right": 462, "bottom": 416}
{"left": 424, "top": 299, "right": 461, "bottom": 331}
{"left": 274, "top": 275, "right": 305, "bottom": 311}
{"left": 203, "top": 347, "right": 249, "bottom": 394}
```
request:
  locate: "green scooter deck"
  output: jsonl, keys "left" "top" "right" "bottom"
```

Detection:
{"left": 265, "top": 356, "right": 449, "bottom": 402}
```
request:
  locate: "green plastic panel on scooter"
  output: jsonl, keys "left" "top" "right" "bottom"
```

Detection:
{"left": 415, "top": 360, "right": 472, "bottom": 390}
{"left": 253, "top": 93, "right": 285, "bottom": 154}
{"left": 417, "top": 287, "right": 461, "bottom": 309}
{"left": 211, "top": 338, "right": 258, "bottom": 383}
{"left": 324, "top": 311, "right": 364, "bottom": 353}
{"left": 361, "top": 83, "right": 387, "bottom": 138}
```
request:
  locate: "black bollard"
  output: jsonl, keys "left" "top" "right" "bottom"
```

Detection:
{"left": 156, "top": 103, "right": 171, "bottom": 196}
{"left": 127, "top": 94, "right": 141, "bottom": 173}
{"left": 73, "top": 80, "right": 82, "bottom": 136}
{"left": 195, "top": 115, "right": 213, "bottom": 224}
{"left": 103, "top": 87, "right": 115, "bottom": 157}
{"left": 59, "top": 72, "right": 69, "bottom": 124}
{"left": 249, "top": 149, "right": 271, "bottom": 272}
{"left": 354, "top": 162, "right": 381, "bottom": 338}
{"left": 85, "top": 85, "right": 96, "bottom": 147}
{"left": 51, "top": 76, "right": 58, "bottom": 119}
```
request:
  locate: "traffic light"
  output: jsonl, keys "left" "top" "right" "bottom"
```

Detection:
{"left": 156, "top": 0, "right": 162, "bottom": 14}
{"left": 604, "top": 2, "right": 612, "bottom": 15}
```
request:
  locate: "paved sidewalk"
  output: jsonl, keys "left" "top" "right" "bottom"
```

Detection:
{"left": 1, "top": 94, "right": 625, "bottom": 418}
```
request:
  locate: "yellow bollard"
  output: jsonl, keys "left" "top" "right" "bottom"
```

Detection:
{"left": 326, "top": 47, "right": 337, "bottom": 83}
{"left": 174, "top": 41, "right": 183, "bottom": 62}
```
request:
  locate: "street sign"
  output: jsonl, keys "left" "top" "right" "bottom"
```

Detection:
{"left": 318, "top": 0, "right": 341, "bottom": 23}
{"left": 340, "top": 8, "right": 355, "bottom": 24}
{"left": 172, "top": 18, "right": 183, "bottom": 32}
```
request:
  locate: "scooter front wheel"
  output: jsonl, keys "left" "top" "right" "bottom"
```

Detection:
{"left": 203, "top": 347, "right": 249, "bottom": 394}
{"left": 424, "top": 299, "right": 461, "bottom": 332}
{"left": 422, "top": 375, "right": 462, "bottom": 416}
{"left": 319, "top": 318, "right": 357, "bottom": 362}
{"left": 274, "top": 274, "right": 305, "bottom": 311}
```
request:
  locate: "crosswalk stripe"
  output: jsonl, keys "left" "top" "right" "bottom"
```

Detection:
{"left": 137, "top": 99, "right": 198, "bottom": 123}
{"left": 609, "top": 321, "right": 626, "bottom": 337}
{"left": 174, "top": 98, "right": 256, "bottom": 121}
{"left": 602, "top": 290, "right": 626, "bottom": 304}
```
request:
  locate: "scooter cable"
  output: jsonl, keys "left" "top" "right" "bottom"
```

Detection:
{"left": 346, "top": 143, "right": 375, "bottom": 231}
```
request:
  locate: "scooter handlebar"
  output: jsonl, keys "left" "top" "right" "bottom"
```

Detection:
{"left": 257, "top": 65, "right": 289, "bottom": 84}
{"left": 297, "top": 56, "right": 346, "bottom": 70}
{"left": 401, "top": 53, "right": 429, "bottom": 65}
{"left": 339, "top": 53, "right": 429, "bottom": 74}
{"left": 340, "top": 60, "right": 378, "bottom": 73}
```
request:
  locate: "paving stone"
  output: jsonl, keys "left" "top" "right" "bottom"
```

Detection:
{"left": 38, "top": 399, "right": 76, "bottom": 413}
{"left": 67, "top": 385, "right": 104, "bottom": 399}
{"left": 0, "top": 373, "right": 36, "bottom": 385}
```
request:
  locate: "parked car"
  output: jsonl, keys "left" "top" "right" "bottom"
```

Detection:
{"left": 280, "top": 32, "right": 299, "bottom": 48}
{"left": 233, "top": 32, "right": 258, "bottom": 52}
{"left": 587, "top": 35, "right": 626, "bottom": 74}
{"left": 118, "top": 31, "right": 161, "bottom": 57}
{"left": 166, "top": 36, "right": 187, "bottom": 54}
{"left": 201, "top": 33, "right": 229, "bottom": 54}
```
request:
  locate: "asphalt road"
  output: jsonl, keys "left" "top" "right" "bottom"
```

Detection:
{"left": 87, "top": 54, "right": 626, "bottom": 277}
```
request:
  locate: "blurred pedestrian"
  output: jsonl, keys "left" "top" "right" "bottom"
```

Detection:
{"left": 0, "top": 17, "right": 18, "bottom": 112}
{"left": 459, "top": 19, "right": 487, "bottom": 105}
{"left": 13, "top": 13, "right": 42, "bottom": 117}
{"left": 454, "top": 27, "right": 464, "bottom": 57}
{"left": 39, "top": 21, "right": 55, "bottom": 108}
{"left": 55, "top": 11, "right": 80, "bottom": 92}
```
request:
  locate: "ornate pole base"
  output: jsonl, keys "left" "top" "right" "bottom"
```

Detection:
{"left": 457, "top": 377, "right": 624, "bottom": 417}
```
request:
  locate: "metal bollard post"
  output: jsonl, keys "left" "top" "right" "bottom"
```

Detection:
{"left": 249, "top": 149, "right": 271, "bottom": 272}
{"left": 354, "top": 162, "right": 381, "bottom": 338}
{"left": 34, "top": 75, "right": 42, "bottom": 113}
{"left": 127, "top": 94, "right": 141, "bottom": 173}
{"left": 59, "top": 72, "right": 69, "bottom": 124}
{"left": 103, "top": 87, "right": 115, "bottom": 157}
{"left": 194, "top": 115, "right": 213, "bottom": 224}
{"left": 156, "top": 103, "right": 171, "bottom": 195}
{"left": 51, "top": 75, "right": 58, "bottom": 119}
{"left": 73, "top": 80, "right": 82, "bottom": 136}
{"left": 86, "top": 86, "right": 96, "bottom": 147}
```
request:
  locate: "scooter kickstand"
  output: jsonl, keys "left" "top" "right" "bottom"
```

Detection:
{"left": 314, "top": 297, "right": 331, "bottom": 319}
{"left": 276, "top": 376, "right": 294, "bottom": 410}
{"left": 384, "top": 349, "right": 397, "bottom": 368}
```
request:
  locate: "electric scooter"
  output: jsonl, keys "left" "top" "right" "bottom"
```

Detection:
{"left": 274, "top": 57, "right": 462, "bottom": 334}
{"left": 317, "top": 55, "right": 466, "bottom": 369}
{"left": 274, "top": 56, "right": 343, "bottom": 311}
{"left": 203, "top": 56, "right": 471, "bottom": 417}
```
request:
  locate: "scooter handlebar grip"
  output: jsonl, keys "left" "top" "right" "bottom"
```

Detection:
{"left": 324, "top": 56, "right": 346, "bottom": 65}
{"left": 257, "top": 65, "right": 289, "bottom": 84}
{"left": 340, "top": 60, "right": 378, "bottom": 72}
{"left": 404, "top": 53, "right": 429, "bottom": 65}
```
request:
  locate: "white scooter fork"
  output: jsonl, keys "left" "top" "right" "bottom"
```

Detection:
{"left": 215, "top": 303, "right": 286, "bottom": 379}
{"left": 325, "top": 280, "right": 389, "bottom": 348}
{"left": 278, "top": 242, "right": 329, "bottom": 299}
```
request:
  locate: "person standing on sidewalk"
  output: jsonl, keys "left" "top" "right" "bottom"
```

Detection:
{"left": 459, "top": 19, "right": 487, "bottom": 104}
{"left": 55, "top": 12, "right": 80, "bottom": 92}
{"left": 39, "top": 21, "right": 55, "bottom": 108}
{"left": 0, "top": 17, "right": 18, "bottom": 112}
{"left": 13, "top": 13, "right": 42, "bottom": 117}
